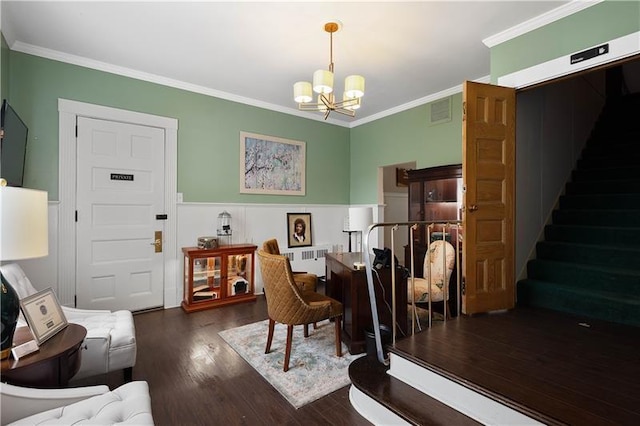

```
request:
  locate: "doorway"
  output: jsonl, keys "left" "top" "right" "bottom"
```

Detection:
{"left": 58, "top": 99, "right": 178, "bottom": 311}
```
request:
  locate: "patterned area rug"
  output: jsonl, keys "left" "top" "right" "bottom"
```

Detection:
{"left": 219, "top": 319, "right": 363, "bottom": 409}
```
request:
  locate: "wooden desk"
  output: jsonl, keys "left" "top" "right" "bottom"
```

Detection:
{"left": 1, "top": 324, "right": 86, "bottom": 388}
{"left": 325, "top": 252, "right": 407, "bottom": 355}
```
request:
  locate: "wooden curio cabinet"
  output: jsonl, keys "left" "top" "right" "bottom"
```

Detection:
{"left": 181, "top": 244, "right": 257, "bottom": 313}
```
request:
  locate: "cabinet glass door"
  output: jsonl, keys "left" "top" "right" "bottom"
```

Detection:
{"left": 226, "top": 253, "right": 252, "bottom": 296}
{"left": 193, "top": 255, "right": 222, "bottom": 302}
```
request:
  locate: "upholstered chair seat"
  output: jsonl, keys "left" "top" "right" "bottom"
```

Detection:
{"left": 262, "top": 238, "right": 317, "bottom": 292}
{"left": 0, "top": 263, "right": 137, "bottom": 382}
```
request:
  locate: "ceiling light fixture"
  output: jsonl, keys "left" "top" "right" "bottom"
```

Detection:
{"left": 293, "top": 22, "right": 365, "bottom": 120}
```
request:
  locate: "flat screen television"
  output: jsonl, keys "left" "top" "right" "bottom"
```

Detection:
{"left": 1, "top": 99, "right": 28, "bottom": 187}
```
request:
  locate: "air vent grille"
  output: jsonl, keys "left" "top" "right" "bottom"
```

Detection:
{"left": 429, "top": 97, "right": 452, "bottom": 125}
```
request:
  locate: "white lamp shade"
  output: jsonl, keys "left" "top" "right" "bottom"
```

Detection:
{"left": 0, "top": 186, "right": 49, "bottom": 261}
{"left": 345, "top": 75, "right": 365, "bottom": 98}
{"left": 343, "top": 92, "right": 361, "bottom": 110}
{"left": 293, "top": 81, "right": 313, "bottom": 103}
{"left": 313, "top": 69, "right": 334, "bottom": 94}
{"left": 348, "top": 207, "right": 373, "bottom": 232}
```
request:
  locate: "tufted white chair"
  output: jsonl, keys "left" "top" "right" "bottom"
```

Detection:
{"left": 0, "top": 381, "right": 154, "bottom": 425}
{"left": 408, "top": 240, "right": 456, "bottom": 304}
{"left": 0, "top": 263, "right": 137, "bottom": 382}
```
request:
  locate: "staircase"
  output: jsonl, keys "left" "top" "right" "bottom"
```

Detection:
{"left": 517, "top": 93, "right": 640, "bottom": 327}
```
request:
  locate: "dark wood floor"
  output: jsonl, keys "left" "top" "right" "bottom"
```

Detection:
{"left": 70, "top": 296, "right": 640, "bottom": 425}
{"left": 388, "top": 307, "right": 640, "bottom": 425}
{"left": 73, "top": 294, "right": 372, "bottom": 426}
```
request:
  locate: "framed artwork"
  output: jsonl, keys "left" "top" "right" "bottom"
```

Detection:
{"left": 19, "top": 288, "right": 68, "bottom": 345}
{"left": 240, "top": 131, "right": 306, "bottom": 195}
{"left": 287, "top": 212, "right": 312, "bottom": 248}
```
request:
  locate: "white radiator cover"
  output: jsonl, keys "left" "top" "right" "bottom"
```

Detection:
{"left": 279, "top": 245, "right": 331, "bottom": 277}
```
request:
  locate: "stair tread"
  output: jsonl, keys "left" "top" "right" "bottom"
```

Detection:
{"left": 519, "top": 278, "right": 640, "bottom": 301}
{"left": 529, "top": 258, "right": 640, "bottom": 276}
{"left": 349, "top": 355, "right": 482, "bottom": 425}
{"left": 540, "top": 240, "right": 640, "bottom": 251}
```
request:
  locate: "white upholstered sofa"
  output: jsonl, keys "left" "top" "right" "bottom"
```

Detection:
{"left": 0, "top": 263, "right": 137, "bottom": 382}
{"left": 0, "top": 381, "right": 154, "bottom": 425}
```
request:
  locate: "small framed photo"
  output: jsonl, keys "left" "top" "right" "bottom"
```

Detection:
{"left": 19, "top": 288, "right": 68, "bottom": 345}
{"left": 287, "top": 212, "right": 312, "bottom": 248}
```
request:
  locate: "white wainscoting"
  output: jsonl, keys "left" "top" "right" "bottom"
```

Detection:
{"left": 11, "top": 202, "right": 381, "bottom": 309}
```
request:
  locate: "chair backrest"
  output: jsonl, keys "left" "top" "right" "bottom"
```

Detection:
{"left": 0, "top": 263, "right": 39, "bottom": 299}
{"left": 257, "top": 250, "right": 327, "bottom": 326}
{"left": 262, "top": 238, "right": 281, "bottom": 255}
{"left": 423, "top": 240, "right": 456, "bottom": 287}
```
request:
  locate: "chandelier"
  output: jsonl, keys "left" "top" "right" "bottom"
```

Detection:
{"left": 293, "top": 22, "right": 365, "bottom": 120}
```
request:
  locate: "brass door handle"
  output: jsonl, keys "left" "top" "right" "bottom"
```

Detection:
{"left": 468, "top": 205, "right": 479, "bottom": 212}
{"left": 151, "top": 231, "right": 162, "bottom": 252}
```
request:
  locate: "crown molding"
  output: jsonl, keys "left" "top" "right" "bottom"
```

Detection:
{"left": 350, "top": 75, "right": 490, "bottom": 128}
{"left": 10, "top": 40, "right": 353, "bottom": 128}
{"left": 483, "top": 0, "right": 604, "bottom": 48}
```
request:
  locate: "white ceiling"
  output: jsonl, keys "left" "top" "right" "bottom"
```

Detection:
{"left": 1, "top": 1, "right": 576, "bottom": 126}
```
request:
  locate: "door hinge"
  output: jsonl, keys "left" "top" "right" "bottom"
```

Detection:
{"left": 461, "top": 278, "right": 466, "bottom": 295}
{"left": 462, "top": 101, "right": 466, "bottom": 121}
{"left": 75, "top": 124, "right": 78, "bottom": 138}
{"left": 74, "top": 295, "right": 77, "bottom": 307}
{"left": 75, "top": 210, "right": 78, "bottom": 222}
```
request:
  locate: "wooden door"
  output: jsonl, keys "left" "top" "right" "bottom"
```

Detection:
{"left": 76, "top": 117, "right": 165, "bottom": 311}
{"left": 462, "top": 81, "right": 516, "bottom": 314}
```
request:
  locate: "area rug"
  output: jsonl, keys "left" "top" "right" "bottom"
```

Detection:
{"left": 219, "top": 319, "right": 363, "bottom": 409}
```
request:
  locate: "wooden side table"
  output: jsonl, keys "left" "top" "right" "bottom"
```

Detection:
{"left": 1, "top": 323, "right": 87, "bottom": 388}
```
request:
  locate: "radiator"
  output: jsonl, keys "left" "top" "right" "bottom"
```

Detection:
{"left": 280, "top": 245, "right": 331, "bottom": 277}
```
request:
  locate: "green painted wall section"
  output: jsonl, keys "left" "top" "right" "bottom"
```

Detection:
{"left": 491, "top": 0, "right": 640, "bottom": 81}
{"left": 349, "top": 94, "right": 463, "bottom": 203}
{"left": 1, "top": 34, "right": 8, "bottom": 102}
{"left": 9, "top": 51, "right": 350, "bottom": 203}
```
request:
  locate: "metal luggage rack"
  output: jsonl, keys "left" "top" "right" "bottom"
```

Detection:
{"left": 363, "top": 220, "right": 463, "bottom": 365}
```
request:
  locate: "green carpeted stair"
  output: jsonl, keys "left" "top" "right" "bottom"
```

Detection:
{"left": 517, "top": 93, "right": 640, "bottom": 327}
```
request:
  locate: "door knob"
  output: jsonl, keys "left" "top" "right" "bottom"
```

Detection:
{"left": 151, "top": 231, "right": 163, "bottom": 252}
{"left": 468, "top": 205, "right": 479, "bottom": 212}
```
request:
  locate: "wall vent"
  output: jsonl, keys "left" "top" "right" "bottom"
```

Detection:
{"left": 429, "top": 96, "right": 452, "bottom": 125}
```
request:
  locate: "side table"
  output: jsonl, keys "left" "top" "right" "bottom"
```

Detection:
{"left": 1, "top": 323, "right": 87, "bottom": 388}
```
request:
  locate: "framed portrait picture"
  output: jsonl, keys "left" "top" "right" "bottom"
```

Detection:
{"left": 287, "top": 212, "right": 312, "bottom": 248}
{"left": 240, "top": 132, "right": 306, "bottom": 196}
{"left": 19, "top": 288, "right": 68, "bottom": 345}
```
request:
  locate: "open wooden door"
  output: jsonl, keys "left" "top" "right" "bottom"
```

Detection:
{"left": 462, "top": 81, "right": 516, "bottom": 315}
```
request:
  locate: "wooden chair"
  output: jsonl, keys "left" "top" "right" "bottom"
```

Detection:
{"left": 257, "top": 250, "right": 343, "bottom": 372}
{"left": 261, "top": 238, "right": 317, "bottom": 292}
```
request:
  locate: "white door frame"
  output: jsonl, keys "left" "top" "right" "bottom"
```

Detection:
{"left": 58, "top": 99, "right": 178, "bottom": 309}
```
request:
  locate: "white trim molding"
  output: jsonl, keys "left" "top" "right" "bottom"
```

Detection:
{"left": 498, "top": 31, "right": 640, "bottom": 89}
{"left": 57, "top": 99, "right": 179, "bottom": 308}
{"left": 483, "top": 0, "right": 604, "bottom": 48}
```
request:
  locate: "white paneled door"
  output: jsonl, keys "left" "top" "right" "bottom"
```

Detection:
{"left": 76, "top": 117, "right": 165, "bottom": 311}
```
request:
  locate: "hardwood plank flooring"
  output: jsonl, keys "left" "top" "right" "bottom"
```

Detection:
{"left": 72, "top": 294, "right": 372, "bottom": 426}
{"left": 390, "top": 307, "right": 640, "bottom": 425}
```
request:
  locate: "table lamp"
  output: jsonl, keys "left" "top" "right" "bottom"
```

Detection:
{"left": 348, "top": 207, "right": 373, "bottom": 270}
{"left": 0, "top": 181, "right": 49, "bottom": 359}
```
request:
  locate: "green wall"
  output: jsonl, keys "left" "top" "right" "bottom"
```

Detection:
{"left": 5, "top": 0, "right": 639, "bottom": 205}
{"left": 349, "top": 94, "right": 463, "bottom": 203}
{"left": 8, "top": 52, "right": 350, "bottom": 203}
{"left": 491, "top": 0, "right": 640, "bottom": 81}
{"left": 1, "top": 34, "right": 8, "bottom": 102}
